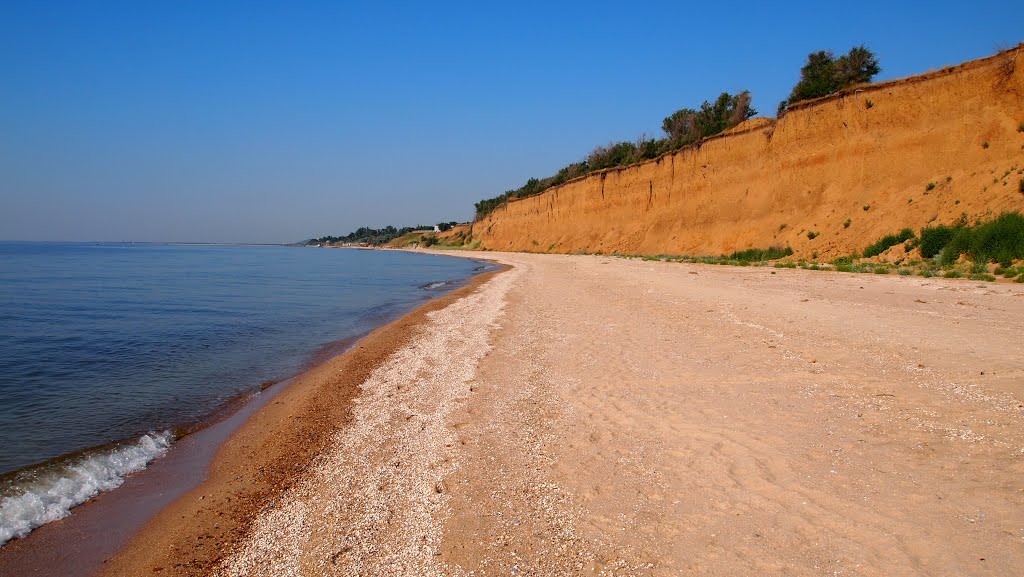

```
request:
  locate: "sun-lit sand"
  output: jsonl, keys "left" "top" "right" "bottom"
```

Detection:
{"left": 100, "top": 251, "right": 1023, "bottom": 576}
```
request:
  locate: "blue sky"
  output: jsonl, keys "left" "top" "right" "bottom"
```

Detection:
{"left": 2, "top": 1, "right": 1022, "bottom": 243}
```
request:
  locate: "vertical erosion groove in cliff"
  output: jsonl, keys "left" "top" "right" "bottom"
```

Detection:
{"left": 474, "top": 45, "right": 1024, "bottom": 259}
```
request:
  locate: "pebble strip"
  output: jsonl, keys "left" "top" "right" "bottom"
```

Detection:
{"left": 216, "top": 264, "right": 519, "bottom": 577}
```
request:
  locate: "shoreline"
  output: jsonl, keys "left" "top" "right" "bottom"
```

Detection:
{"left": 9, "top": 248, "right": 1019, "bottom": 575}
{"left": 205, "top": 251, "right": 1022, "bottom": 575}
{"left": 0, "top": 332, "right": 372, "bottom": 577}
{"left": 87, "top": 261, "right": 507, "bottom": 577}
{"left": 0, "top": 253, "right": 501, "bottom": 577}
{"left": 0, "top": 377, "right": 292, "bottom": 577}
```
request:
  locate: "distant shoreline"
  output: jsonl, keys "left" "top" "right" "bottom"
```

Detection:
{"left": 13, "top": 249, "right": 1023, "bottom": 575}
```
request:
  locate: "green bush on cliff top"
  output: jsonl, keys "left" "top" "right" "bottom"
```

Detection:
{"left": 475, "top": 44, "right": 882, "bottom": 221}
{"left": 781, "top": 46, "right": 880, "bottom": 113}
{"left": 474, "top": 91, "right": 756, "bottom": 220}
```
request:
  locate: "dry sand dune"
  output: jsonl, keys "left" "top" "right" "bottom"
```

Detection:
{"left": 209, "top": 251, "right": 1023, "bottom": 576}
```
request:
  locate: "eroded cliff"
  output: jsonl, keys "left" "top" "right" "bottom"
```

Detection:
{"left": 473, "top": 46, "right": 1024, "bottom": 259}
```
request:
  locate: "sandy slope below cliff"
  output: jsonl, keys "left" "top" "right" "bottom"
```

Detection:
{"left": 220, "top": 251, "right": 1024, "bottom": 576}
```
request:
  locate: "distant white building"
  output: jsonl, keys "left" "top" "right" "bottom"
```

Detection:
{"left": 433, "top": 225, "right": 440, "bottom": 232}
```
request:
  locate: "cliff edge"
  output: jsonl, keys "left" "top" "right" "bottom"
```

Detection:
{"left": 473, "top": 46, "right": 1024, "bottom": 259}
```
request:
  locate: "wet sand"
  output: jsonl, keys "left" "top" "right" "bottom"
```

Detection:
{"left": 100, "top": 252, "right": 1023, "bottom": 576}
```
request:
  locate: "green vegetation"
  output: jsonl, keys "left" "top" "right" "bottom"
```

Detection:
{"left": 863, "top": 205, "right": 871, "bottom": 211}
{"left": 307, "top": 221, "right": 461, "bottom": 247}
{"left": 920, "top": 213, "right": 1024, "bottom": 266}
{"left": 309, "top": 225, "right": 433, "bottom": 246}
{"left": 843, "top": 218, "right": 852, "bottom": 228}
{"left": 662, "top": 92, "right": 757, "bottom": 148}
{"left": 634, "top": 245, "right": 793, "bottom": 266}
{"left": 793, "top": 215, "right": 1024, "bottom": 282}
{"left": 965, "top": 213, "right": 1024, "bottom": 265}
{"left": 863, "top": 228, "right": 915, "bottom": 257}
{"left": 925, "top": 182, "right": 936, "bottom": 191}
{"left": 475, "top": 43, "right": 882, "bottom": 220}
{"left": 779, "top": 45, "right": 880, "bottom": 114}
{"left": 831, "top": 255, "right": 855, "bottom": 266}
{"left": 474, "top": 91, "right": 755, "bottom": 220}
{"left": 807, "top": 231, "right": 818, "bottom": 240}
{"left": 439, "top": 228, "right": 471, "bottom": 248}
{"left": 865, "top": 99, "right": 874, "bottom": 109}
{"left": 728, "top": 246, "right": 794, "bottom": 261}
{"left": 920, "top": 223, "right": 957, "bottom": 258}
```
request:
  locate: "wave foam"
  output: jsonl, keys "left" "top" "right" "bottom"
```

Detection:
{"left": 0, "top": 430, "right": 173, "bottom": 545}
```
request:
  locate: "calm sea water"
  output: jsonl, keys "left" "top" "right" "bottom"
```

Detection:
{"left": 0, "top": 242, "right": 485, "bottom": 543}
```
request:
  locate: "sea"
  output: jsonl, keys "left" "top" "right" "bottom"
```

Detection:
{"left": 0, "top": 241, "right": 486, "bottom": 546}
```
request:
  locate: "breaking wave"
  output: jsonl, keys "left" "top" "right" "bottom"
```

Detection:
{"left": 0, "top": 430, "right": 173, "bottom": 545}
{"left": 420, "top": 280, "right": 454, "bottom": 290}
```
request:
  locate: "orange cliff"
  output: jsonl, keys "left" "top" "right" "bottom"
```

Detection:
{"left": 471, "top": 46, "right": 1024, "bottom": 259}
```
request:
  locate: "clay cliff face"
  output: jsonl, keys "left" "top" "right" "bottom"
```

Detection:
{"left": 473, "top": 46, "right": 1024, "bottom": 259}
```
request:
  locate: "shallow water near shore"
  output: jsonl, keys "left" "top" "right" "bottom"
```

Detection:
{"left": 0, "top": 242, "right": 486, "bottom": 545}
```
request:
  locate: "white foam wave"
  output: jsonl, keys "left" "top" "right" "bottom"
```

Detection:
{"left": 0, "top": 430, "right": 173, "bottom": 546}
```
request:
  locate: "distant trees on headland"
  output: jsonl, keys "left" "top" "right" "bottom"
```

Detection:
{"left": 307, "top": 222, "right": 459, "bottom": 246}
{"left": 474, "top": 45, "right": 880, "bottom": 221}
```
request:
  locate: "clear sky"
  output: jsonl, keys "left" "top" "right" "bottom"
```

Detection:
{"left": 2, "top": 1, "right": 1022, "bottom": 243}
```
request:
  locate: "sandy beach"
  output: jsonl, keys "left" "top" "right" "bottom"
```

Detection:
{"left": 98, "top": 251, "right": 1022, "bottom": 576}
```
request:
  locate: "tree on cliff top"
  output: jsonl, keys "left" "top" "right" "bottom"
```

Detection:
{"left": 662, "top": 91, "right": 756, "bottom": 147}
{"left": 782, "top": 45, "right": 880, "bottom": 112}
{"left": 474, "top": 90, "right": 757, "bottom": 221}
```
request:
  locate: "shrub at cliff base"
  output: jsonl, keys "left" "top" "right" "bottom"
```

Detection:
{"left": 920, "top": 213, "right": 1024, "bottom": 266}
{"left": 862, "top": 228, "right": 915, "bottom": 258}
{"left": 919, "top": 224, "right": 957, "bottom": 259}
{"left": 966, "top": 213, "right": 1024, "bottom": 265}
{"left": 728, "top": 246, "right": 793, "bottom": 261}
